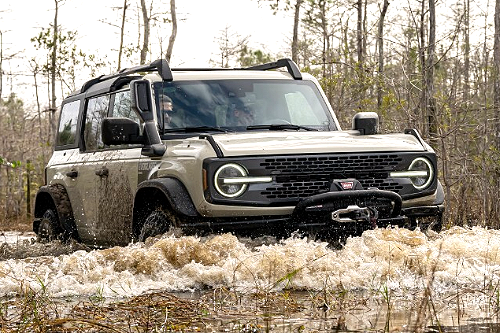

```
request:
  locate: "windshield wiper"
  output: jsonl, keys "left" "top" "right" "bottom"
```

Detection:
{"left": 163, "top": 126, "right": 231, "bottom": 133}
{"left": 246, "top": 124, "right": 319, "bottom": 131}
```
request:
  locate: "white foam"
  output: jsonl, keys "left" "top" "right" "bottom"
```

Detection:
{"left": 1, "top": 227, "right": 499, "bottom": 299}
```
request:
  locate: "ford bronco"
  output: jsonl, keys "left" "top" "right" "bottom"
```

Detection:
{"left": 33, "top": 58, "right": 445, "bottom": 247}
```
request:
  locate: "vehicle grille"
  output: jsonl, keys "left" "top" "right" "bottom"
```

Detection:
{"left": 260, "top": 154, "right": 404, "bottom": 200}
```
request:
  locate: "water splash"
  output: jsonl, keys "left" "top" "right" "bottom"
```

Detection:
{"left": 1, "top": 226, "right": 499, "bottom": 299}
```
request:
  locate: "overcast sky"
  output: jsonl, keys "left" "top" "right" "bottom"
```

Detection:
{"left": 1, "top": 0, "right": 291, "bottom": 65}
{"left": 2, "top": 0, "right": 490, "bottom": 103}
{"left": 0, "top": 0, "right": 291, "bottom": 100}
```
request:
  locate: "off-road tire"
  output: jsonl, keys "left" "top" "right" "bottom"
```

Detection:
{"left": 138, "top": 210, "right": 171, "bottom": 242}
{"left": 37, "top": 209, "right": 63, "bottom": 242}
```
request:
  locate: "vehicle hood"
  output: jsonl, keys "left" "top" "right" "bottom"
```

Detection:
{"left": 210, "top": 131, "right": 428, "bottom": 156}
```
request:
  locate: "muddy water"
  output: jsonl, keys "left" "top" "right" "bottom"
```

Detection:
{"left": 1, "top": 226, "right": 500, "bottom": 331}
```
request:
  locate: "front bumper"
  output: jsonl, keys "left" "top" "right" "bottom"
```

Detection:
{"left": 182, "top": 189, "right": 444, "bottom": 236}
{"left": 289, "top": 189, "right": 406, "bottom": 234}
{"left": 402, "top": 204, "right": 445, "bottom": 219}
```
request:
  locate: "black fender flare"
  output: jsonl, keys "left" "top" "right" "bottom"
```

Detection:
{"left": 133, "top": 177, "right": 198, "bottom": 227}
{"left": 34, "top": 184, "right": 80, "bottom": 241}
{"left": 135, "top": 178, "right": 198, "bottom": 216}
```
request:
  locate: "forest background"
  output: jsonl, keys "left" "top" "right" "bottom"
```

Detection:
{"left": 0, "top": 0, "right": 499, "bottom": 230}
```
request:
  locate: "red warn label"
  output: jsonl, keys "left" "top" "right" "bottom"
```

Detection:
{"left": 340, "top": 182, "right": 354, "bottom": 190}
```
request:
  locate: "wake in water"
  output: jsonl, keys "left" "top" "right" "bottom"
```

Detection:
{"left": 0, "top": 226, "right": 499, "bottom": 300}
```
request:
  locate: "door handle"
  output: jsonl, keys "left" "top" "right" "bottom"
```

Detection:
{"left": 95, "top": 167, "right": 109, "bottom": 177}
{"left": 66, "top": 170, "right": 78, "bottom": 178}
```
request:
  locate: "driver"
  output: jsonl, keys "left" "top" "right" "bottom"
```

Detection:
{"left": 231, "top": 101, "right": 254, "bottom": 126}
{"left": 159, "top": 94, "right": 176, "bottom": 128}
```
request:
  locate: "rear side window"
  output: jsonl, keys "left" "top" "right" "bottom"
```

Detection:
{"left": 84, "top": 95, "right": 110, "bottom": 151}
{"left": 57, "top": 100, "right": 80, "bottom": 147}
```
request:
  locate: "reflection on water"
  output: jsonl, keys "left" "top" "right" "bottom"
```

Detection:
{"left": 1, "top": 226, "right": 500, "bottom": 332}
{"left": 427, "top": 323, "right": 500, "bottom": 333}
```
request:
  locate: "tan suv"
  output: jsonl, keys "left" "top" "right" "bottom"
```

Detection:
{"left": 33, "top": 59, "right": 444, "bottom": 247}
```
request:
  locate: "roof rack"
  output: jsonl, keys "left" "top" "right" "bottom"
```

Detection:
{"left": 245, "top": 58, "right": 302, "bottom": 80}
{"left": 80, "top": 59, "right": 173, "bottom": 93}
{"left": 79, "top": 58, "right": 302, "bottom": 93}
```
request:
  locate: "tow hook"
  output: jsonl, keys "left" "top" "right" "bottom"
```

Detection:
{"left": 331, "top": 205, "right": 377, "bottom": 225}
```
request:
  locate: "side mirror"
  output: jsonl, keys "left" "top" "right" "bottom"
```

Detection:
{"left": 130, "top": 79, "right": 166, "bottom": 157}
{"left": 131, "top": 79, "right": 154, "bottom": 121}
{"left": 102, "top": 117, "right": 142, "bottom": 145}
{"left": 352, "top": 112, "right": 379, "bottom": 135}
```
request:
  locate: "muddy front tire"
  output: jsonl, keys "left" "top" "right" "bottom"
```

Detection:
{"left": 138, "top": 210, "right": 171, "bottom": 242}
{"left": 37, "top": 209, "right": 63, "bottom": 242}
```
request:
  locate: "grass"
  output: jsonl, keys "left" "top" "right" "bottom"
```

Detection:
{"left": 8, "top": 281, "right": 500, "bottom": 333}
{"left": 1, "top": 288, "right": 209, "bottom": 332}
{"left": 1, "top": 271, "right": 500, "bottom": 332}
{"left": 0, "top": 217, "right": 32, "bottom": 233}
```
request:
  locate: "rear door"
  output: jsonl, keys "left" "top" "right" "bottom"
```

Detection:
{"left": 47, "top": 98, "right": 85, "bottom": 231}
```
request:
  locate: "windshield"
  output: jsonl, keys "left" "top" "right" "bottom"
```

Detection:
{"left": 153, "top": 79, "right": 337, "bottom": 134}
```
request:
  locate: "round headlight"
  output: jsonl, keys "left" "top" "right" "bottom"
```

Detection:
{"left": 408, "top": 157, "right": 434, "bottom": 189}
{"left": 214, "top": 164, "right": 248, "bottom": 197}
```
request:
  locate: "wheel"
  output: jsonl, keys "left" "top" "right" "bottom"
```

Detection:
{"left": 138, "top": 209, "right": 171, "bottom": 242}
{"left": 37, "top": 209, "right": 62, "bottom": 242}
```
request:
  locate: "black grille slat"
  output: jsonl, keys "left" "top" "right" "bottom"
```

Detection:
{"left": 262, "top": 155, "right": 401, "bottom": 173}
{"left": 260, "top": 154, "right": 404, "bottom": 199}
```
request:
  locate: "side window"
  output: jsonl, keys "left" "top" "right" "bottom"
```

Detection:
{"left": 109, "top": 90, "right": 143, "bottom": 149}
{"left": 84, "top": 95, "right": 110, "bottom": 151}
{"left": 57, "top": 100, "right": 80, "bottom": 146}
{"left": 111, "top": 90, "right": 139, "bottom": 122}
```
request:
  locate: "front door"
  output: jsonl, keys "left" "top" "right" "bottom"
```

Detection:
{"left": 77, "top": 91, "right": 142, "bottom": 247}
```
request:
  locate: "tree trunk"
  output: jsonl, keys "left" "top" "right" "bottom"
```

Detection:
{"left": 356, "top": 0, "right": 366, "bottom": 110}
{"left": 463, "top": 0, "right": 470, "bottom": 102}
{"left": 494, "top": 0, "right": 500, "bottom": 150}
{"left": 166, "top": 0, "right": 177, "bottom": 62}
{"left": 377, "top": 0, "right": 389, "bottom": 110}
{"left": 0, "top": 30, "right": 3, "bottom": 100}
{"left": 319, "top": 0, "right": 329, "bottom": 77}
{"left": 363, "top": 0, "right": 367, "bottom": 65}
{"left": 419, "top": 0, "right": 426, "bottom": 135}
{"left": 426, "top": 0, "right": 437, "bottom": 141}
{"left": 50, "top": 0, "right": 59, "bottom": 142}
{"left": 291, "top": 0, "right": 303, "bottom": 64}
{"left": 140, "top": 0, "right": 150, "bottom": 65}
{"left": 356, "top": 0, "right": 363, "bottom": 66}
{"left": 493, "top": 0, "right": 500, "bottom": 225}
{"left": 118, "top": 0, "right": 128, "bottom": 70}
{"left": 482, "top": 3, "right": 490, "bottom": 225}
{"left": 32, "top": 63, "right": 46, "bottom": 163}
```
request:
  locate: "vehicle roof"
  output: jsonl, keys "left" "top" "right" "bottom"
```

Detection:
{"left": 143, "top": 69, "right": 315, "bottom": 82}
{"left": 66, "top": 58, "right": 308, "bottom": 99}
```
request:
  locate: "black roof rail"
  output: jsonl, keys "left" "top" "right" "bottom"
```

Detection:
{"left": 78, "top": 58, "right": 301, "bottom": 94}
{"left": 245, "top": 58, "right": 302, "bottom": 80}
{"left": 80, "top": 59, "right": 173, "bottom": 93}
